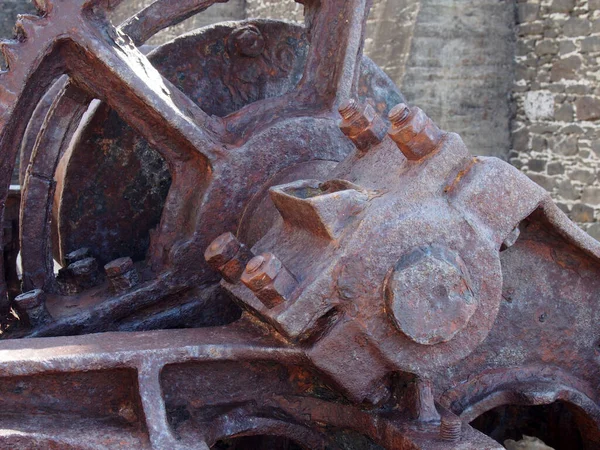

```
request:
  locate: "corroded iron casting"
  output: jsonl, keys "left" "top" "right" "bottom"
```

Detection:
{"left": 0, "top": 1, "right": 598, "bottom": 449}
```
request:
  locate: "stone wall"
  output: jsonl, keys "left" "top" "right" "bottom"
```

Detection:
{"left": 511, "top": 0, "right": 600, "bottom": 239}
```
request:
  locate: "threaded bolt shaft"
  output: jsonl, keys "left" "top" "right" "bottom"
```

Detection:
{"left": 389, "top": 103, "right": 411, "bottom": 127}
{"left": 440, "top": 415, "right": 462, "bottom": 442}
{"left": 339, "top": 99, "right": 360, "bottom": 120}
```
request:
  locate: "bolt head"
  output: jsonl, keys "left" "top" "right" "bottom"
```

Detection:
{"left": 231, "top": 25, "right": 265, "bottom": 57}
{"left": 241, "top": 253, "right": 282, "bottom": 291}
{"left": 64, "top": 247, "right": 91, "bottom": 266}
{"left": 69, "top": 257, "right": 99, "bottom": 276}
{"left": 385, "top": 246, "right": 477, "bottom": 345}
{"left": 205, "top": 232, "right": 241, "bottom": 269}
{"left": 104, "top": 257, "right": 134, "bottom": 277}
{"left": 15, "top": 289, "right": 45, "bottom": 309}
{"left": 340, "top": 102, "right": 376, "bottom": 138}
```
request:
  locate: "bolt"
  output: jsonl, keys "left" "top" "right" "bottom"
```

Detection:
{"left": 385, "top": 246, "right": 476, "bottom": 345}
{"left": 339, "top": 99, "right": 360, "bottom": 121}
{"left": 388, "top": 103, "right": 445, "bottom": 161}
{"left": 246, "top": 255, "right": 265, "bottom": 274}
{"left": 241, "top": 253, "right": 297, "bottom": 309}
{"left": 14, "top": 289, "right": 52, "bottom": 327}
{"left": 338, "top": 100, "right": 387, "bottom": 152}
{"left": 231, "top": 25, "right": 265, "bottom": 58}
{"left": 440, "top": 414, "right": 462, "bottom": 442}
{"left": 104, "top": 257, "right": 139, "bottom": 293}
{"left": 64, "top": 247, "right": 91, "bottom": 266}
{"left": 205, "top": 232, "right": 255, "bottom": 283}
{"left": 388, "top": 103, "right": 410, "bottom": 126}
{"left": 57, "top": 256, "right": 102, "bottom": 294}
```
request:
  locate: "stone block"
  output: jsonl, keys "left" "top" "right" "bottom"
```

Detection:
{"left": 524, "top": 91, "right": 555, "bottom": 121}
{"left": 576, "top": 97, "right": 600, "bottom": 121}
{"left": 559, "top": 40, "right": 577, "bottom": 55}
{"left": 582, "top": 187, "right": 600, "bottom": 205}
{"left": 557, "top": 179, "right": 579, "bottom": 200}
{"left": 571, "top": 204, "right": 595, "bottom": 222}
{"left": 527, "top": 173, "right": 556, "bottom": 192}
{"left": 550, "top": 55, "right": 582, "bottom": 81}
{"left": 527, "top": 159, "right": 547, "bottom": 172}
{"left": 553, "top": 135, "right": 578, "bottom": 156}
{"left": 554, "top": 103, "right": 573, "bottom": 122}
{"left": 570, "top": 169, "right": 596, "bottom": 184}
{"left": 531, "top": 135, "right": 548, "bottom": 151}
{"left": 581, "top": 36, "right": 600, "bottom": 53}
{"left": 535, "top": 40, "right": 559, "bottom": 56}
{"left": 587, "top": 223, "right": 600, "bottom": 240}
{"left": 547, "top": 162, "right": 565, "bottom": 175}
{"left": 562, "top": 18, "right": 591, "bottom": 37}
{"left": 550, "top": 0, "right": 575, "bottom": 13}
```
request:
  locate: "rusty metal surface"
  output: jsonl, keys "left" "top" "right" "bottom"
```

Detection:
{"left": 0, "top": 0, "right": 597, "bottom": 449}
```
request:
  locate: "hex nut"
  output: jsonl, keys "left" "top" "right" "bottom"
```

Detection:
{"left": 205, "top": 232, "right": 241, "bottom": 270}
{"left": 205, "top": 232, "right": 254, "bottom": 283}
{"left": 254, "top": 267, "right": 297, "bottom": 308}
{"left": 388, "top": 104, "right": 444, "bottom": 161}
{"left": 14, "top": 289, "right": 52, "bottom": 327}
{"left": 105, "top": 257, "right": 139, "bottom": 293}
{"left": 241, "top": 253, "right": 282, "bottom": 291}
{"left": 64, "top": 247, "right": 91, "bottom": 266}
{"left": 105, "top": 257, "right": 134, "bottom": 277}
{"left": 241, "top": 253, "right": 297, "bottom": 308}
{"left": 339, "top": 100, "right": 387, "bottom": 151}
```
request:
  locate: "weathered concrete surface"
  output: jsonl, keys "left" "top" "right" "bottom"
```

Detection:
{"left": 400, "top": 0, "right": 516, "bottom": 159}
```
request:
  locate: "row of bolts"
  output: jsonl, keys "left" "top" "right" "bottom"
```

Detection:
{"left": 14, "top": 249, "right": 138, "bottom": 327}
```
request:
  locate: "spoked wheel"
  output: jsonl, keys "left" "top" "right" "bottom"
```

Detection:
{"left": 0, "top": 0, "right": 402, "bottom": 336}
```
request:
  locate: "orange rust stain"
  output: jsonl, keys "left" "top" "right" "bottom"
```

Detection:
{"left": 444, "top": 157, "right": 479, "bottom": 194}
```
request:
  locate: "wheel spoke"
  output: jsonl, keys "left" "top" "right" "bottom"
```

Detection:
{"left": 298, "top": 0, "right": 371, "bottom": 105}
{"left": 64, "top": 16, "right": 225, "bottom": 168}
{"left": 119, "top": 0, "right": 228, "bottom": 46}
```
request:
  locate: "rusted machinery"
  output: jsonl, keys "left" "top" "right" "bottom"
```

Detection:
{"left": 0, "top": 1, "right": 598, "bottom": 449}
